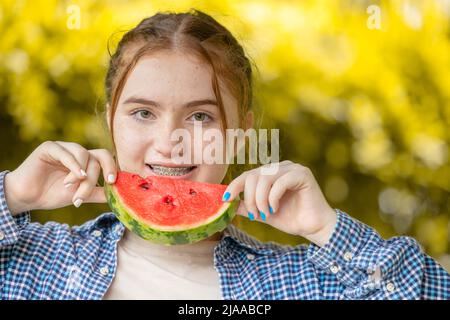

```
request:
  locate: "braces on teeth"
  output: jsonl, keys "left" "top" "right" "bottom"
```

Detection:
{"left": 151, "top": 165, "right": 193, "bottom": 176}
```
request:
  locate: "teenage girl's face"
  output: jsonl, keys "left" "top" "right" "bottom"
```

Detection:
{"left": 111, "top": 50, "right": 239, "bottom": 184}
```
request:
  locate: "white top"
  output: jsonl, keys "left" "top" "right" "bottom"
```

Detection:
{"left": 103, "top": 229, "right": 223, "bottom": 300}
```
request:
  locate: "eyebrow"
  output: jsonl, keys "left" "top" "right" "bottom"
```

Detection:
{"left": 123, "top": 96, "right": 218, "bottom": 108}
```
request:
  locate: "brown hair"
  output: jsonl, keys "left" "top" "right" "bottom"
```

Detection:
{"left": 104, "top": 9, "right": 255, "bottom": 179}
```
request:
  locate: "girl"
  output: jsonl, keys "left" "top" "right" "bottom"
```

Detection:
{"left": 1, "top": 10, "right": 449, "bottom": 300}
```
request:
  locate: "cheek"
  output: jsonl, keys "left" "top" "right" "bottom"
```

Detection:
{"left": 198, "top": 164, "right": 229, "bottom": 184}
{"left": 113, "top": 118, "right": 150, "bottom": 159}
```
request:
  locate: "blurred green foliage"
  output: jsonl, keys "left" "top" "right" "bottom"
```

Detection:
{"left": 0, "top": 0, "right": 449, "bottom": 270}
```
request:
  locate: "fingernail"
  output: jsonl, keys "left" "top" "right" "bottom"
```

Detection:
{"left": 73, "top": 198, "right": 83, "bottom": 208}
{"left": 248, "top": 212, "right": 254, "bottom": 221}
{"left": 259, "top": 211, "right": 266, "bottom": 221}
{"left": 269, "top": 206, "right": 274, "bottom": 214}
{"left": 64, "top": 182, "right": 73, "bottom": 188}
{"left": 80, "top": 169, "right": 88, "bottom": 177}
{"left": 222, "top": 192, "right": 230, "bottom": 202}
{"left": 107, "top": 174, "right": 115, "bottom": 183}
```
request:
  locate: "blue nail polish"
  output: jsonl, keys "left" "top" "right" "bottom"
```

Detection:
{"left": 248, "top": 212, "right": 254, "bottom": 221}
{"left": 259, "top": 211, "right": 266, "bottom": 221}
{"left": 222, "top": 192, "right": 230, "bottom": 202}
{"left": 269, "top": 206, "right": 274, "bottom": 214}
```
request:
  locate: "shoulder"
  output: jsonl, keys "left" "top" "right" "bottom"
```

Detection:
{"left": 18, "top": 212, "right": 123, "bottom": 247}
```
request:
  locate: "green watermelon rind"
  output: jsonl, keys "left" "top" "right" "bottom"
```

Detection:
{"left": 104, "top": 183, "right": 238, "bottom": 245}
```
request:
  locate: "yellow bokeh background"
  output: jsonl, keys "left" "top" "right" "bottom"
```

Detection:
{"left": 0, "top": 0, "right": 449, "bottom": 270}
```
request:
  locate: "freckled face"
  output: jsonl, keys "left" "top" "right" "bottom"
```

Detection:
{"left": 112, "top": 50, "right": 239, "bottom": 183}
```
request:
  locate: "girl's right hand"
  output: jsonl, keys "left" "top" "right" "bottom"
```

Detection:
{"left": 4, "top": 141, "right": 117, "bottom": 215}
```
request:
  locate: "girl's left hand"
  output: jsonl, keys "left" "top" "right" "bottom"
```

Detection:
{"left": 223, "top": 161, "right": 337, "bottom": 247}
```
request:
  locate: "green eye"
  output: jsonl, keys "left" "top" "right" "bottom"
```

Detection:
{"left": 139, "top": 110, "right": 151, "bottom": 118}
{"left": 131, "top": 109, "right": 155, "bottom": 122}
{"left": 194, "top": 113, "right": 206, "bottom": 121}
{"left": 191, "top": 112, "right": 211, "bottom": 122}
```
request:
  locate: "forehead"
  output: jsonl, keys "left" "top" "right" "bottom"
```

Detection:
{"left": 119, "top": 51, "right": 215, "bottom": 103}
{"left": 117, "top": 50, "right": 240, "bottom": 127}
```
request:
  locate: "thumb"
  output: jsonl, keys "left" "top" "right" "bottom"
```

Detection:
{"left": 85, "top": 187, "right": 107, "bottom": 204}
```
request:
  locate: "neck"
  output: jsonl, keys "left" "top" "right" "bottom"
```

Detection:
{"left": 123, "top": 228, "right": 223, "bottom": 247}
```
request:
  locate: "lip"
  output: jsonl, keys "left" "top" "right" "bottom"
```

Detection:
{"left": 145, "top": 164, "right": 197, "bottom": 180}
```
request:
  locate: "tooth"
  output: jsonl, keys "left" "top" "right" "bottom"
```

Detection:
{"left": 151, "top": 165, "right": 191, "bottom": 176}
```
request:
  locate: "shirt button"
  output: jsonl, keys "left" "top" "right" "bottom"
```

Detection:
{"left": 92, "top": 230, "right": 102, "bottom": 237}
{"left": 343, "top": 251, "right": 353, "bottom": 261}
{"left": 246, "top": 253, "right": 255, "bottom": 261}
{"left": 367, "top": 282, "right": 375, "bottom": 290}
{"left": 386, "top": 282, "right": 395, "bottom": 292}
{"left": 0, "top": 231, "right": 5, "bottom": 241}
{"left": 330, "top": 263, "right": 340, "bottom": 274}
{"left": 99, "top": 266, "right": 109, "bottom": 276}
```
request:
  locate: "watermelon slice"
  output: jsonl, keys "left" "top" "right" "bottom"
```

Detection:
{"left": 104, "top": 171, "right": 239, "bottom": 245}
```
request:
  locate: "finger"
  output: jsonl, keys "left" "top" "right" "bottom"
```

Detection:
{"left": 242, "top": 173, "right": 260, "bottom": 221}
{"left": 53, "top": 141, "right": 90, "bottom": 176}
{"left": 255, "top": 174, "right": 275, "bottom": 220}
{"left": 85, "top": 187, "right": 107, "bottom": 203}
{"left": 254, "top": 163, "right": 291, "bottom": 215}
{"left": 88, "top": 149, "right": 117, "bottom": 184}
{"left": 63, "top": 171, "right": 78, "bottom": 187}
{"left": 235, "top": 200, "right": 247, "bottom": 216}
{"left": 71, "top": 158, "right": 101, "bottom": 207}
{"left": 62, "top": 149, "right": 117, "bottom": 186}
{"left": 222, "top": 171, "right": 249, "bottom": 202}
{"left": 45, "top": 142, "right": 88, "bottom": 180}
{"left": 268, "top": 169, "right": 307, "bottom": 213}
{"left": 63, "top": 176, "right": 80, "bottom": 190}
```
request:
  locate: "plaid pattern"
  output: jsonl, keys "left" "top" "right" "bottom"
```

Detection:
{"left": 0, "top": 170, "right": 449, "bottom": 300}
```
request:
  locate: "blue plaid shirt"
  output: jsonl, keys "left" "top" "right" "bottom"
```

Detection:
{"left": 0, "top": 170, "right": 449, "bottom": 299}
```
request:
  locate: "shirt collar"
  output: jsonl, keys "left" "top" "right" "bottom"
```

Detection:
{"left": 80, "top": 212, "right": 125, "bottom": 240}
{"left": 221, "top": 223, "right": 276, "bottom": 255}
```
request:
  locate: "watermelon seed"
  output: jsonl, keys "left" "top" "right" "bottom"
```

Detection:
{"left": 163, "top": 195, "right": 174, "bottom": 205}
{"left": 139, "top": 182, "right": 151, "bottom": 190}
{"left": 189, "top": 188, "right": 197, "bottom": 196}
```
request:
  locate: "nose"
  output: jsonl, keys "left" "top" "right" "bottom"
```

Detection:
{"left": 152, "top": 118, "right": 187, "bottom": 160}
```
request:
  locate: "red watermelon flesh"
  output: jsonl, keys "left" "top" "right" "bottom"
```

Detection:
{"left": 105, "top": 171, "right": 238, "bottom": 244}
